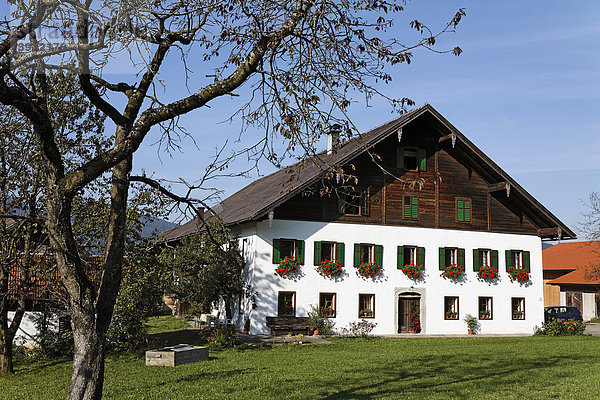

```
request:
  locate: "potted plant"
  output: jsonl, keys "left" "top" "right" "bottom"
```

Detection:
{"left": 477, "top": 265, "right": 499, "bottom": 281}
{"left": 445, "top": 311, "right": 457, "bottom": 320}
{"left": 440, "top": 264, "right": 465, "bottom": 280}
{"left": 356, "top": 262, "right": 383, "bottom": 278}
{"left": 274, "top": 256, "right": 301, "bottom": 277}
{"left": 400, "top": 263, "right": 425, "bottom": 279}
{"left": 316, "top": 259, "right": 343, "bottom": 278}
{"left": 479, "top": 310, "right": 491, "bottom": 319}
{"left": 464, "top": 314, "right": 477, "bottom": 335}
{"left": 507, "top": 266, "right": 530, "bottom": 283}
{"left": 307, "top": 305, "right": 334, "bottom": 336}
{"left": 513, "top": 310, "right": 524, "bottom": 319}
{"left": 359, "top": 309, "right": 374, "bottom": 318}
{"left": 243, "top": 317, "right": 250, "bottom": 334}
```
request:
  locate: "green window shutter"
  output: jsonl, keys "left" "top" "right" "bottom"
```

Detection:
{"left": 523, "top": 251, "right": 530, "bottom": 272}
{"left": 361, "top": 191, "right": 370, "bottom": 216}
{"left": 295, "top": 240, "right": 305, "bottom": 265}
{"left": 458, "top": 248, "right": 465, "bottom": 269}
{"left": 397, "top": 246, "right": 404, "bottom": 269}
{"left": 272, "top": 239, "right": 281, "bottom": 264}
{"left": 338, "top": 195, "right": 345, "bottom": 214}
{"left": 457, "top": 200, "right": 464, "bottom": 222}
{"left": 354, "top": 244, "right": 361, "bottom": 267}
{"left": 505, "top": 250, "right": 511, "bottom": 272}
{"left": 336, "top": 242, "right": 345, "bottom": 267}
{"left": 411, "top": 197, "right": 418, "bottom": 219}
{"left": 473, "top": 249, "right": 480, "bottom": 271}
{"left": 464, "top": 200, "right": 471, "bottom": 222}
{"left": 439, "top": 247, "right": 445, "bottom": 270}
{"left": 404, "top": 196, "right": 411, "bottom": 219}
{"left": 417, "top": 247, "right": 425, "bottom": 268}
{"left": 491, "top": 250, "right": 499, "bottom": 269}
{"left": 313, "top": 241, "right": 321, "bottom": 266}
{"left": 418, "top": 149, "right": 427, "bottom": 171}
{"left": 396, "top": 146, "right": 405, "bottom": 168}
{"left": 374, "top": 245, "right": 383, "bottom": 267}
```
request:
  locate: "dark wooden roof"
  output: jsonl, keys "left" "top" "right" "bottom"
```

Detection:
{"left": 161, "top": 104, "right": 575, "bottom": 241}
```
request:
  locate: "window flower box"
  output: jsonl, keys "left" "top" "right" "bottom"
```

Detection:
{"left": 400, "top": 263, "right": 425, "bottom": 280}
{"left": 440, "top": 264, "right": 465, "bottom": 280}
{"left": 512, "top": 310, "right": 524, "bottom": 319}
{"left": 274, "top": 257, "right": 300, "bottom": 277}
{"left": 356, "top": 262, "right": 383, "bottom": 278}
{"left": 316, "top": 259, "right": 343, "bottom": 278}
{"left": 477, "top": 265, "right": 499, "bottom": 281}
{"left": 507, "top": 266, "right": 530, "bottom": 282}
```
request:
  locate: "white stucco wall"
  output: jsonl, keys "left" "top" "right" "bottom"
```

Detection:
{"left": 7, "top": 311, "right": 59, "bottom": 347}
{"left": 233, "top": 219, "right": 544, "bottom": 335}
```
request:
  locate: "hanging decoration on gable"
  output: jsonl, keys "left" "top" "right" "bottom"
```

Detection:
{"left": 268, "top": 210, "right": 274, "bottom": 227}
{"left": 505, "top": 182, "right": 511, "bottom": 198}
{"left": 397, "top": 128, "right": 403, "bottom": 142}
{"left": 451, "top": 132, "right": 457, "bottom": 148}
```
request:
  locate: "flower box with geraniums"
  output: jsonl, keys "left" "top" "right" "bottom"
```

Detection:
{"left": 400, "top": 263, "right": 425, "bottom": 280}
{"left": 440, "top": 264, "right": 465, "bottom": 280}
{"left": 477, "top": 265, "right": 498, "bottom": 281}
{"left": 274, "top": 256, "right": 300, "bottom": 277}
{"left": 356, "top": 262, "right": 383, "bottom": 278}
{"left": 316, "top": 259, "right": 343, "bottom": 278}
{"left": 507, "top": 266, "right": 530, "bottom": 283}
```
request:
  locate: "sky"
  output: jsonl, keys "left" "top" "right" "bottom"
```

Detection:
{"left": 4, "top": 1, "right": 600, "bottom": 238}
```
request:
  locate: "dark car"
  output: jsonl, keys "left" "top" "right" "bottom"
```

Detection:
{"left": 544, "top": 306, "right": 582, "bottom": 323}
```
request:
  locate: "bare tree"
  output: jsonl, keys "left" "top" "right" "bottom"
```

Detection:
{"left": 0, "top": 1, "right": 464, "bottom": 398}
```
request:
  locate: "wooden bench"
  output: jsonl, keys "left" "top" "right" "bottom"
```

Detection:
{"left": 265, "top": 316, "right": 311, "bottom": 336}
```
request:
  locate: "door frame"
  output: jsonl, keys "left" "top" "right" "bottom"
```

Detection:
{"left": 394, "top": 287, "right": 426, "bottom": 334}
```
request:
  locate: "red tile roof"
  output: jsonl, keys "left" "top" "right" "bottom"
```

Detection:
{"left": 543, "top": 241, "right": 600, "bottom": 285}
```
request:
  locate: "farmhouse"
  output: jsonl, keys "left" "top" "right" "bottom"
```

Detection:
{"left": 164, "top": 104, "right": 574, "bottom": 335}
{"left": 543, "top": 241, "right": 600, "bottom": 321}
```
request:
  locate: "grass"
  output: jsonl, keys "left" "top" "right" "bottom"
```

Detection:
{"left": 587, "top": 318, "right": 600, "bottom": 323}
{"left": 3, "top": 321, "right": 600, "bottom": 399}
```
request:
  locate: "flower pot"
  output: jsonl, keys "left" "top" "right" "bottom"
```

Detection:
{"left": 313, "top": 329, "right": 319, "bottom": 336}
{"left": 468, "top": 329, "right": 474, "bottom": 335}
{"left": 243, "top": 330, "right": 248, "bottom": 334}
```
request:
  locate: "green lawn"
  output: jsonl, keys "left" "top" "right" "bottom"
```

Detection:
{"left": 2, "top": 329, "right": 600, "bottom": 399}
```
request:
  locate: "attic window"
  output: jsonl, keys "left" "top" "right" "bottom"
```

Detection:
{"left": 338, "top": 190, "right": 370, "bottom": 216}
{"left": 397, "top": 147, "right": 426, "bottom": 171}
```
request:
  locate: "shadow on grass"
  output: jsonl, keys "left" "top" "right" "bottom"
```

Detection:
{"left": 318, "top": 353, "right": 595, "bottom": 399}
{"left": 147, "top": 328, "right": 206, "bottom": 347}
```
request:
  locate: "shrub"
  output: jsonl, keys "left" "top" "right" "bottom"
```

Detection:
{"left": 340, "top": 319, "right": 377, "bottom": 338}
{"left": 209, "top": 325, "right": 240, "bottom": 348}
{"left": 534, "top": 319, "right": 586, "bottom": 336}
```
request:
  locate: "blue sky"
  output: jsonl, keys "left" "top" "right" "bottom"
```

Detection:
{"left": 4, "top": 1, "right": 599, "bottom": 237}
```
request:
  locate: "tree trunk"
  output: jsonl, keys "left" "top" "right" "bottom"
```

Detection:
{"left": 67, "top": 308, "right": 107, "bottom": 400}
{"left": 0, "top": 330, "right": 13, "bottom": 374}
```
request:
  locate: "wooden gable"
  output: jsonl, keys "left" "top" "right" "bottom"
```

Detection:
{"left": 274, "top": 113, "right": 543, "bottom": 236}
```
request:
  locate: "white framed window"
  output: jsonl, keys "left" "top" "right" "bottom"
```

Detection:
{"left": 445, "top": 248, "right": 458, "bottom": 266}
{"left": 403, "top": 246, "right": 417, "bottom": 266}
{"left": 479, "top": 249, "right": 490, "bottom": 268}
{"left": 359, "top": 294, "right": 375, "bottom": 318}
{"left": 444, "top": 296, "right": 459, "bottom": 320}
{"left": 360, "top": 244, "right": 375, "bottom": 264}
{"left": 512, "top": 297, "right": 525, "bottom": 320}
{"left": 479, "top": 297, "right": 493, "bottom": 320}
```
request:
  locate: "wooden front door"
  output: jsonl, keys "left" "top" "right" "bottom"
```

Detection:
{"left": 398, "top": 298, "right": 420, "bottom": 333}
